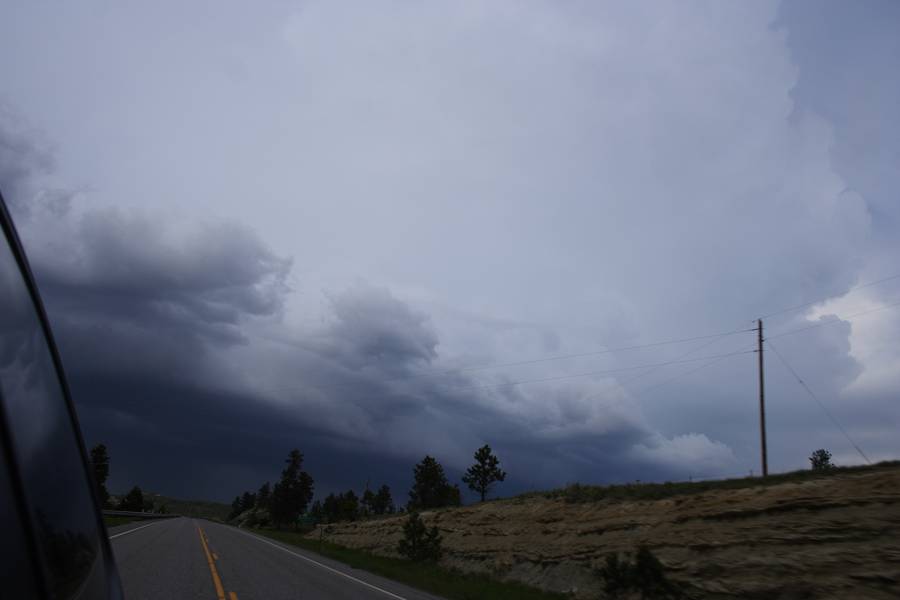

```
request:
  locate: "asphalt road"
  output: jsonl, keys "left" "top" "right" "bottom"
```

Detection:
{"left": 107, "top": 517, "right": 446, "bottom": 600}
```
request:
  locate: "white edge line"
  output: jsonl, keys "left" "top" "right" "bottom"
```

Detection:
{"left": 109, "top": 519, "right": 167, "bottom": 540}
{"left": 230, "top": 527, "right": 408, "bottom": 600}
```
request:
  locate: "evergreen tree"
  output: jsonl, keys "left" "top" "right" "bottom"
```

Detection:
{"left": 408, "top": 456, "right": 461, "bottom": 510}
{"left": 322, "top": 493, "right": 340, "bottom": 522}
{"left": 341, "top": 490, "right": 360, "bottom": 521}
{"left": 229, "top": 496, "right": 243, "bottom": 520}
{"left": 397, "top": 511, "right": 442, "bottom": 562}
{"left": 309, "top": 500, "right": 323, "bottom": 522}
{"left": 118, "top": 486, "right": 144, "bottom": 511}
{"left": 270, "top": 449, "right": 315, "bottom": 528}
{"left": 361, "top": 488, "right": 376, "bottom": 517}
{"left": 374, "top": 484, "right": 395, "bottom": 515}
{"left": 257, "top": 482, "right": 271, "bottom": 510}
{"left": 90, "top": 444, "right": 111, "bottom": 508}
{"left": 809, "top": 448, "right": 834, "bottom": 471}
{"left": 461, "top": 444, "right": 507, "bottom": 502}
{"left": 240, "top": 491, "right": 257, "bottom": 513}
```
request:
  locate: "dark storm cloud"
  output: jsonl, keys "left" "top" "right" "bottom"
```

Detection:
{"left": 54, "top": 265, "right": 655, "bottom": 499}
{"left": 318, "top": 284, "right": 439, "bottom": 372}
{"left": 27, "top": 208, "right": 291, "bottom": 380}
{"left": 0, "top": 115, "right": 658, "bottom": 499}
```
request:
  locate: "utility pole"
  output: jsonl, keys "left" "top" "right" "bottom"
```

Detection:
{"left": 757, "top": 319, "right": 768, "bottom": 477}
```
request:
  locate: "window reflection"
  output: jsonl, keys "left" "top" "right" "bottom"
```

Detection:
{"left": 0, "top": 232, "right": 103, "bottom": 599}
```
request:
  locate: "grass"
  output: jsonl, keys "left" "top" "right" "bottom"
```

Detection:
{"left": 531, "top": 460, "right": 900, "bottom": 504}
{"left": 254, "top": 528, "right": 569, "bottom": 600}
{"left": 103, "top": 515, "right": 141, "bottom": 528}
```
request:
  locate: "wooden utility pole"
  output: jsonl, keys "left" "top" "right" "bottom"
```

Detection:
{"left": 757, "top": 319, "right": 768, "bottom": 476}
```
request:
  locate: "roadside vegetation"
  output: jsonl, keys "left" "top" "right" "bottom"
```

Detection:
{"left": 225, "top": 445, "right": 524, "bottom": 598}
{"left": 102, "top": 515, "right": 141, "bottom": 528}
{"left": 597, "top": 546, "right": 682, "bottom": 599}
{"left": 809, "top": 448, "right": 834, "bottom": 471}
{"left": 397, "top": 511, "right": 442, "bottom": 562}
{"left": 534, "top": 458, "right": 900, "bottom": 504}
{"left": 255, "top": 528, "right": 568, "bottom": 600}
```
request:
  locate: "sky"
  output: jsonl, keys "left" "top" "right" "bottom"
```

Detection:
{"left": 1, "top": 1, "right": 898, "bottom": 503}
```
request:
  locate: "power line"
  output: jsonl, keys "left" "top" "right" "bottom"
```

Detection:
{"left": 618, "top": 334, "right": 737, "bottom": 387}
{"left": 765, "top": 339, "right": 871, "bottom": 465}
{"left": 455, "top": 276, "right": 900, "bottom": 384}
{"left": 576, "top": 338, "right": 753, "bottom": 410}
{"left": 255, "top": 286, "right": 899, "bottom": 401}
{"left": 438, "top": 349, "right": 757, "bottom": 394}
{"left": 767, "top": 298, "right": 900, "bottom": 341}
{"left": 391, "top": 327, "right": 755, "bottom": 382}
{"left": 401, "top": 279, "right": 899, "bottom": 386}
{"left": 265, "top": 294, "right": 886, "bottom": 398}
{"left": 757, "top": 273, "right": 900, "bottom": 321}
{"left": 632, "top": 344, "right": 755, "bottom": 398}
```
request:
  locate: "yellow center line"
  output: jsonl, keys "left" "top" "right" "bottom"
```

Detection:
{"left": 197, "top": 526, "right": 226, "bottom": 600}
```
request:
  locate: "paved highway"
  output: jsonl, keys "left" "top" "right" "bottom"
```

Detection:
{"left": 107, "top": 517, "right": 445, "bottom": 600}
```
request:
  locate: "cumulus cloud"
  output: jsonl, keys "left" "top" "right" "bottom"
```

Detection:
{"left": 631, "top": 433, "right": 737, "bottom": 478}
{"left": 0, "top": 104, "right": 57, "bottom": 217}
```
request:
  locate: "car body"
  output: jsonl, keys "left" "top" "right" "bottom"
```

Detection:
{"left": 0, "top": 191, "right": 123, "bottom": 599}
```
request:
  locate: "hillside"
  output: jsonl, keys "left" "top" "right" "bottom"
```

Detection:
{"left": 309, "top": 463, "right": 900, "bottom": 599}
{"left": 139, "top": 493, "right": 231, "bottom": 521}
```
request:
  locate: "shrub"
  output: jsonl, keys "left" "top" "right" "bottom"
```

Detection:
{"left": 596, "top": 546, "right": 680, "bottom": 599}
{"left": 809, "top": 449, "right": 833, "bottom": 471}
{"left": 397, "top": 511, "right": 442, "bottom": 562}
{"left": 597, "top": 552, "right": 631, "bottom": 598}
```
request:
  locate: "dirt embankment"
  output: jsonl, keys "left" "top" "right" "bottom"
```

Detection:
{"left": 310, "top": 466, "right": 900, "bottom": 598}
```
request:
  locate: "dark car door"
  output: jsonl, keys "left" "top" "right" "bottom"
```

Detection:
{"left": 0, "top": 192, "right": 123, "bottom": 599}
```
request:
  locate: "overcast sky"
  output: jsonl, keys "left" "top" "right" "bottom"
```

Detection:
{"left": 1, "top": 1, "right": 898, "bottom": 503}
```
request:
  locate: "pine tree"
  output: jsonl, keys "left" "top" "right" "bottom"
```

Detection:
{"left": 322, "top": 493, "right": 340, "bottom": 522}
{"left": 361, "top": 488, "right": 376, "bottom": 517}
{"left": 229, "top": 496, "right": 242, "bottom": 520}
{"left": 342, "top": 490, "right": 360, "bottom": 521}
{"left": 257, "top": 482, "right": 271, "bottom": 510}
{"left": 374, "top": 484, "right": 394, "bottom": 515}
{"left": 270, "top": 449, "right": 315, "bottom": 528}
{"left": 408, "top": 456, "right": 461, "bottom": 510}
{"left": 809, "top": 448, "right": 833, "bottom": 471}
{"left": 118, "top": 486, "right": 144, "bottom": 511}
{"left": 240, "top": 491, "right": 257, "bottom": 512}
{"left": 397, "top": 511, "right": 442, "bottom": 562}
{"left": 90, "top": 444, "right": 111, "bottom": 508}
{"left": 462, "top": 444, "right": 507, "bottom": 502}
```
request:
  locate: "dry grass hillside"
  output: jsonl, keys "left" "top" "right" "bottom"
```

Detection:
{"left": 310, "top": 463, "right": 900, "bottom": 599}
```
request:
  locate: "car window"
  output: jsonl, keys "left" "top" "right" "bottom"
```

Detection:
{"left": 0, "top": 225, "right": 107, "bottom": 599}
{"left": 0, "top": 436, "right": 42, "bottom": 598}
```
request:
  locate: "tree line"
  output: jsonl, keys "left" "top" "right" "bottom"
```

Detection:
{"left": 88, "top": 444, "right": 167, "bottom": 513}
{"left": 228, "top": 444, "right": 508, "bottom": 527}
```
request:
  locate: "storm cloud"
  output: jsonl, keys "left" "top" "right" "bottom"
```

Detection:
{"left": 1, "top": 1, "right": 898, "bottom": 502}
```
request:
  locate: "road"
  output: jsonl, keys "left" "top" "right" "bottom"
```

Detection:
{"left": 108, "top": 517, "right": 445, "bottom": 600}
